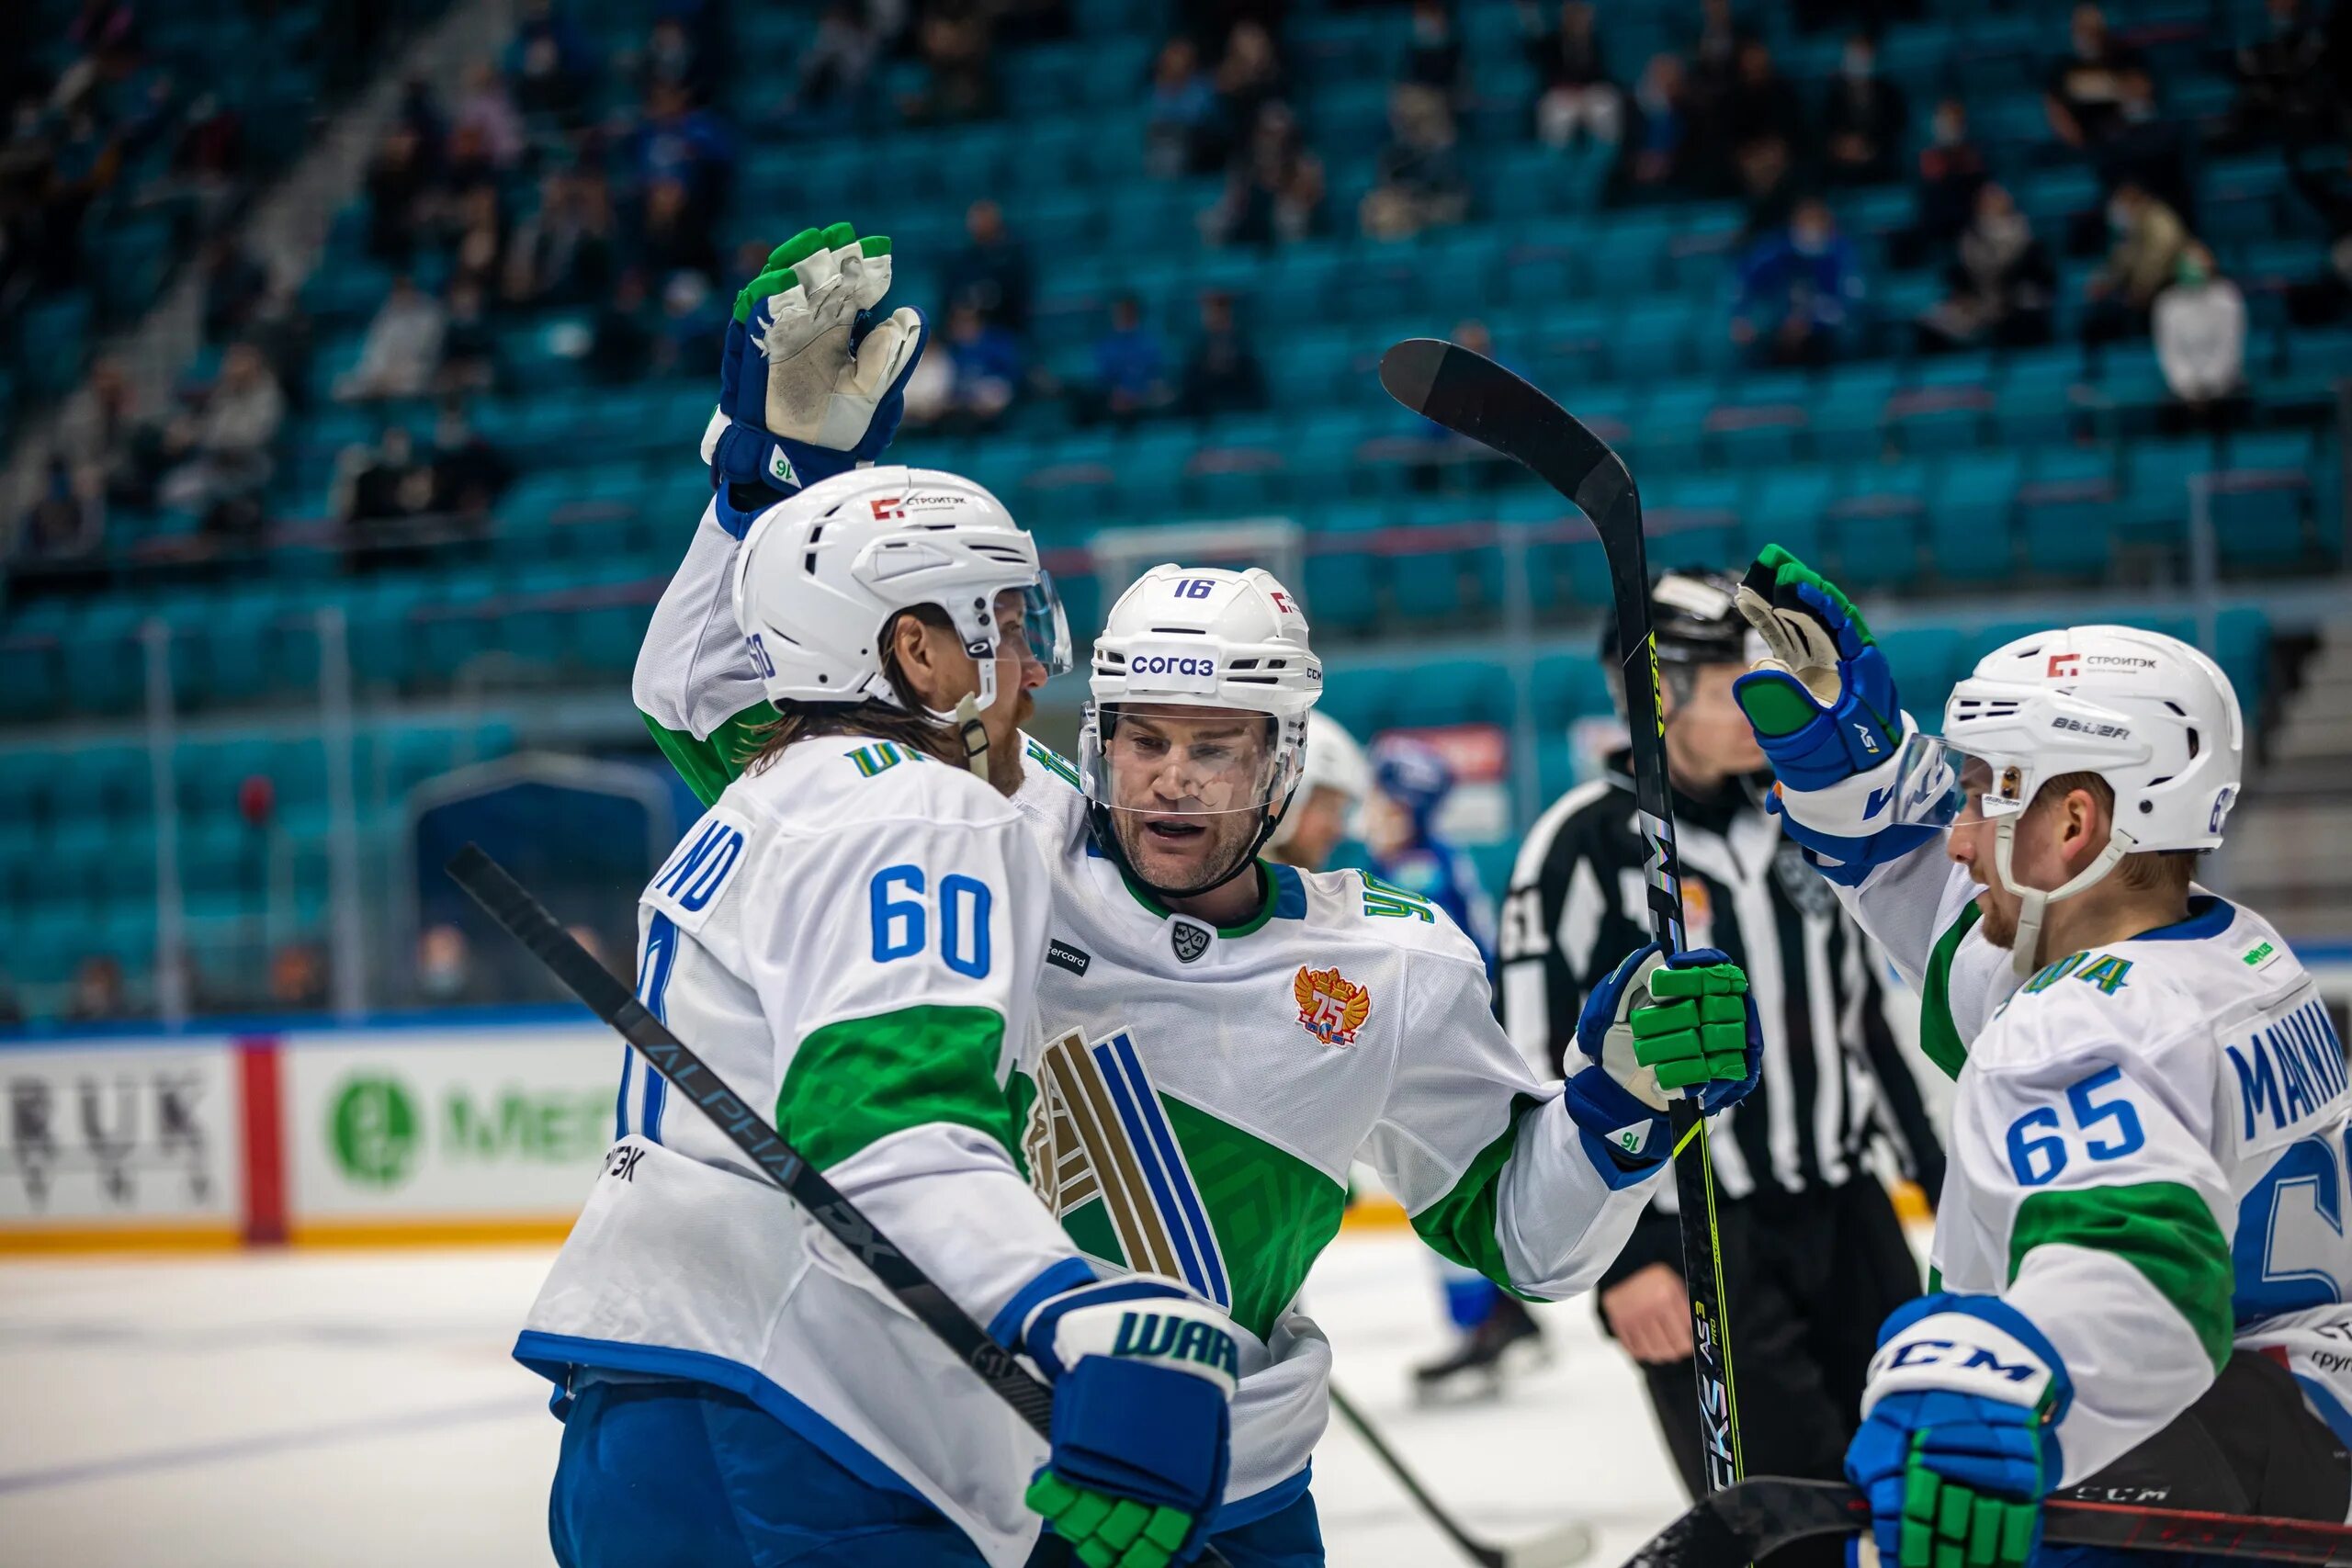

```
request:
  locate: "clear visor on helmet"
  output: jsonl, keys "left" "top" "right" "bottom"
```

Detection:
{"left": 979, "top": 577, "right": 1073, "bottom": 678}
{"left": 1082, "top": 704, "right": 1293, "bottom": 820}
{"left": 1875, "top": 730, "right": 2035, "bottom": 830}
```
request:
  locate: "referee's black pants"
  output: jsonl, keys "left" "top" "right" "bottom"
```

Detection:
{"left": 1626, "top": 1176, "right": 1922, "bottom": 1568}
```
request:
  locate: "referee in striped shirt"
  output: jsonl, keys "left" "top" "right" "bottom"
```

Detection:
{"left": 1498, "top": 570, "right": 1943, "bottom": 1564}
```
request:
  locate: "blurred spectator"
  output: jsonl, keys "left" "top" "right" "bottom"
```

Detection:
{"left": 64, "top": 954, "right": 130, "bottom": 1023}
{"left": 1206, "top": 101, "right": 1326, "bottom": 248}
{"left": 587, "top": 269, "right": 655, "bottom": 382}
{"left": 363, "top": 125, "right": 434, "bottom": 265}
{"left": 2229, "top": 0, "right": 2331, "bottom": 149}
{"left": 1818, "top": 32, "right": 1906, "bottom": 186}
{"left": 1731, "top": 196, "right": 1864, "bottom": 367}
{"left": 447, "top": 182, "right": 510, "bottom": 295}
{"left": 2153, "top": 243, "right": 2247, "bottom": 433}
{"left": 650, "top": 267, "right": 723, "bottom": 378}
{"left": 336, "top": 275, "right": 447, "bottom": 402}
{"left": 1146, "top": 37, "right": 1223, "bottom": 177}
{"left": 159, "top": 342, "right": 284, "bottom": 519}
{"left": 642, "top": 17, "right": 715, "bottom": 103}
{"left": 342, "top": 424, "right": 435, "bottom": 529}
{"left": 1181, "top": 290, "right": 1268, "bottom": 416}
{"left": 1720, "top": 39, "right": 1805, "bottom": 207}
{"left": 1917, "top": 183, "right": 2055, "bottom": 352}
{"left": 638, "top": 176, "right": 722, "bottom": 285}
{"left": 907, "top": 301, "right": 1023, "bottom": 431}
{"left": 507, "top": 0, "right": 597, "bottom": 130}
{"left": 2097, "top": 68, "right": 2190, "bottom": 220}
{"left": 428, "top": 403, "right": 513, "bottom": 518}
{"left": 2286, "top": 144, "right": 2352, "bottom": 324}
{"left": 1526, "top": 1, "right": 1621, "bottom": 149}
{"left": 52, "top": 356, "right": 164, "bottom": 511}
{"left": 1214, "top": 20, "right": 1285, "bottom": 142}
{"left": 452, "top": 62, "right": 526, "bottom": 172}
{"left": 2083, "top": 179, "right": 2188, "bottom": 343}
{"left": 416, "top": 923, "right": 488, "bottom": 1005}
{"left": 795, "top": 1, "right": 884, "bottom": 118}
{"left": 503, "top": 167, "right": 618, "bottom": 309}
{"left": 198, "top": 235, "right": 270, "bottom": 344}
{"left": 14, "top": 457, "right": 101, "bottom": 562}
{"left": 1911, "top": 96, "right": 1989, "bottom": 253}
{"left": 270, "top": 942, "right": 328, "bottom": 1011}
{"left": 1619, "top": 52, "right": 1695, "bottom": 197}
{"left": 247, "top": 280, "right": 318, "bottom": 415}
{"left": 2044, "top": 3, "right": 2144, "bottom": 151}
{"left": 168, "top": 90, "right": 246, "bottom": 220}
{"left": 437, "top": 280, "right": 500, "bottom": 395}
{"left": 907, "top": 0, "right": 1001, "bottom": 123}
{"left": 944, "top": 197, "right": 1033, "bottom": 333}
{"left": 1088, "top": 295, "right": 1173, "bottom": 423}
{"left": 632, "top": 83, "right": 735, "bottom": 232}
{"left": 1403, "top": 0, "right": 1464, "bottom": 97}
{"left": 1361, "top": 85, "right": 1470, "bottom": 240}
{"left": 1690, "top": 0, "right": 1748, "bottom": 96}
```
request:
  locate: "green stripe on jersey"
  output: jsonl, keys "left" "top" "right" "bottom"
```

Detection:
{"left": 777, "top": 1005, "right": 1014, "bottom": 1172}
{"left": 1159, "top": 1094, "right": 1348, "bottom": 1341}
{"left": 1918, "top": 901, "right": 1983, "bottom": 1080}
{"left": 2008, "top": 1182, "right": 2233, "bottom": 1374}
{"left": 644, "top": 703, "right": 778, "bottom": 808}
{"left": 1408, "top": 1093, "right": 1546, "bottom": 1301}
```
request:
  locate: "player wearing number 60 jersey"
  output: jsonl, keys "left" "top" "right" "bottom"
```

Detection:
{"left": 1730, "top": 545, "right": 2352, "bottom": 1568}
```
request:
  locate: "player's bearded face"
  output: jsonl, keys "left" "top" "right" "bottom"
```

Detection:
{"left": 1104, "top": 705, "right": 1278, "bottom": 892}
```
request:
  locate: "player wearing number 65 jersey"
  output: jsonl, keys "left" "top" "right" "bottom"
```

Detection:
{"left": 1732, "top": 545, "right": 2352, "bottom": 1568}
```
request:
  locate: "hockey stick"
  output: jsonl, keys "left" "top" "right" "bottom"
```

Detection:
{"left": 1328, "top": 1382, "right": 1594, "bottom": 1568}
{"left": 1379, "top": 338, "right": 1744, "bottom": 1498}
{"left": 1621, "top": 1475, "right": 2352, "bottom": 1566}
{"left": 445, "top": 844, "right": 1235, "bottom": 1568}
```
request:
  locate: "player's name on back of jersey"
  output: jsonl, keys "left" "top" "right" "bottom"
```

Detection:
{"left": 2227, "top": 997, "right": 2347, "bottom": 1141}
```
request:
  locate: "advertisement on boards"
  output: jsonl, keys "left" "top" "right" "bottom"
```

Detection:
{"left": 0, "top": 1041, "right": 243, "bottom": 1242}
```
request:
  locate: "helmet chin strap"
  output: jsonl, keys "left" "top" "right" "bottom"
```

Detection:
{"left": 922, "top": 659, "right": 999, "bottom": 782}
{"left": 1994, "top": 815, "right": 2134, "bottom": 976}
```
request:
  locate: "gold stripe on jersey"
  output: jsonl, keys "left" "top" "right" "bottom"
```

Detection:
{"left": 1029, "top": 1032, "right": 1185, "bottom": 1280}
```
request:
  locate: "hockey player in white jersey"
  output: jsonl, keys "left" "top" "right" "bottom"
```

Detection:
{"left": 1728, "top": 545, "right": 2351, "bottom": 1568}
{"left": 518, "top": 442, "right": 1248, "bottom": 1561}
{"left": 625, "top": 221, "right": 1771, "bottom": 1567}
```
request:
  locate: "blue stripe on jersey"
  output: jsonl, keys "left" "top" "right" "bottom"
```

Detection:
{"left": 615, "top": 1043, "right": 634, "bottom": 1142}
{"left": 1269, "top": 863, "right": 1308, "bottom": 920}
{"left": 1095, "top": 1032, "right": 1230, "bottom": 1308}
{"left": 2135, "top": 895, "right": 2236, "bottom": 942}
{"left": 635, "top": 913, "right": 682, "bottom": 1144}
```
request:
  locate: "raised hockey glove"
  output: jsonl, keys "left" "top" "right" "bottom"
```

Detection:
{"left": 1847, "top": 1294, "right": 2070, "bottom": 1568}
{"left": 1732, "top": 545, "right": 1941, "bottom": 886}
{"left": 703, "top": 220, "right": 926, "bottom": 533}
{"left": 1017, "top": 1276, "right": 1237, "bottom": 1567}
{"left": 1564, "top": 944, "right": 1761, "bottom": 1179}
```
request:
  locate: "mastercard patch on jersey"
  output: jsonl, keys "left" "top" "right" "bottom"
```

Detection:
{"left": 646, "top": 807, "right": 752, "bottom": 933}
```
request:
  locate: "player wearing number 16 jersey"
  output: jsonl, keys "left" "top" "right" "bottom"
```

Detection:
{"left": 1732, "top": 545, "right": 2352, "bottom": 1568}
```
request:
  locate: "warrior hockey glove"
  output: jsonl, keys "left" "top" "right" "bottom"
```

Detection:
{"left": 704, "top": 220, "right": 926, "bottom": 532}
{"left": 1847, "top": 1294, "right": 2071, "bottom": 1568}
{"left": 1564, "top": 944, "right": 1761, "bottom": 1180}
{"left": 1016, "top": 1275, "right": 1237, "bottom": 1568}
{"left": 1732, "top": 545, "right": 1940, "bottom": 885}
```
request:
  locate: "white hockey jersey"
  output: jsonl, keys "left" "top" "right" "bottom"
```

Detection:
{"left": 1839, "top": 851, "right": 2352, "bottom": 1491}
{"left": 1003, "top": 749, "right": 1664, "bottom": 1517}
{"left": 514, "top": 735, "right": 1080, "bottom": 1568}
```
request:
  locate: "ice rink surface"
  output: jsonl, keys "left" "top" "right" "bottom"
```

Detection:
{"left": 0, "top": 1229, "right": 1689, "bottom": 1568}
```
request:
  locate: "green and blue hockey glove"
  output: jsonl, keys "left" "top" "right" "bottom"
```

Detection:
{"left": 1732, "top": 544, "right": 1941, "bottom": 886}
{"left": 1015, "top": 1275, "right": 1237, "bottom": 1567}
{"left": 1564, "top": 944, "right": 1761, "bottom": 1180}
{"left": 1847, "top": 1294, "right": 2070, "bottom": 1568}
{"left": 706, "top": 220, "right": 926, "bottom": 535}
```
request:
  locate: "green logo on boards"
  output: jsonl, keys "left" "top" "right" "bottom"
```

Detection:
{"left": 329, "top": 1075, "right": 420, "bottom": 1188}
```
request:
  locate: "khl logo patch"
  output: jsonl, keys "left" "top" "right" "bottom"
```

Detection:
{"left": 1170, "top": 919, "right": 1212, "bottom": 964}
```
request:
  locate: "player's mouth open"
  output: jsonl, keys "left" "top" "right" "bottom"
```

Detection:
{"left": 1142, "top": 818, "right": 1205, "bottom": 841}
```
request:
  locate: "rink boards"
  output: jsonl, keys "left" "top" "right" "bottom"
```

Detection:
{"left": 7, "top": 953, "right": 2350, "bottom": 1251}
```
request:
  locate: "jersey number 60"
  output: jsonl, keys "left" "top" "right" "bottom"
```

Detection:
{"left": 870, "top": 865, "right": 993, "bottom": 978}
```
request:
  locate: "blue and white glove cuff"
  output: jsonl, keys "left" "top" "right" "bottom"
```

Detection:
{"left": 1861, "top": 1295, "right": 2074, "bottom": 1425}
{"left": 1771, "top": 712, "right": 1922, "bottom": 836}
{"left": 1018, "top": 1274, "right": 1240, "bottom": 1397}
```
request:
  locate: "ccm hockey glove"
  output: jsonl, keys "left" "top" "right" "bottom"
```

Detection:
{"left": 1847, "top": 1294, "right": 2070, "bottom": 1568}
{"left": 704, "top": 220, "right": 926, "bottom": 531}
{"left": 1564, "top": 944, "right": 1761, "bottom": 1179}
{"left": 1732, "top": 544, "right": 1941, "bottom": 885}
{"left": 1017, "top": 1276, "right": 1237, "bottom": 1568}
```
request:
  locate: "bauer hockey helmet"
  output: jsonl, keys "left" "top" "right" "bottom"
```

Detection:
{"left": 1883, "top": 625, "right": 2243, "bottom": 974}
{"left": 1266, "top": 711, "right": 1371, "bottom": 856}
{"left": 1080, "top": 564, "right": 1323, "bottom": 898}
{"left": 731, "top": 465, "right": 1070, "bottom": 728}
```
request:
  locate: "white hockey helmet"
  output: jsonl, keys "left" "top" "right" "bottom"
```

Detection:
{"left": 1267, "top": 711, "right": 1371, "bottom": 854}
{"left": 1904, "top": 625, "right": 2242, "bottom": 973}
{"left": 731, "top": 466, "right": 1070, "bottom": 716}
{"left": 1080, "top": 564, "right": 1323, "bottom": 894}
